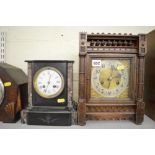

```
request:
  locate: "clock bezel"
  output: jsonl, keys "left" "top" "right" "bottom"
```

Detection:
{"left": 33, "top": 66, "right": 65, "bottom": 99}
{"left": 86, "top": 53, "right": 137, "bottom": 104}
{"left": 0, "top": 78, "right": 4, "bottom": 105}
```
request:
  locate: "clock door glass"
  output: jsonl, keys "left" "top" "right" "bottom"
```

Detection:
{"left": 91, "top": 59, "right": 130, "bottom": 98}
{"left": 33, "top": 67, "right": 64, "bottom": 98}
{"left": 0, "top": 78, "right": 4, "bottom": 105}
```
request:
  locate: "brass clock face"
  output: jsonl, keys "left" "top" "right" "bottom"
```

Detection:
{"left": 0, "top": 78, "right": 4, "bottom": 105}
{"left": 91, "top": 59, "right": 130, "bottom": 98}
{"left": 33, "top": 67, "right": 64, "bottom": 99}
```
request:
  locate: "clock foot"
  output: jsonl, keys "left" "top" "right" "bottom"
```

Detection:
{"left": 135, "top": 101, "right": 145, "bottom": 125}
{"left": 78, "top": 102, "right": 86, "bottom": 126}
{"left": 1, "top": 111, "right": 20, "bottom": 123}
{"left": 78, "top": 119, "right": 86, "bottom": 126}
{"left": 78, "top": 112, "right": 86, "bottom": 126}
{"left": 135, "top": 116, "right": 144, "bottom": 125}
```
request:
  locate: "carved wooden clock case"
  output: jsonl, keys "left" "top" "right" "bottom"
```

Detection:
{"left": 0, "top": 63, "right": 28, "bottom": 123}
{"left": 21, "top": 60, "right": 74, "bottom": 126}
{"left": 78, "top": 32, "right": 147, "bottom": 125}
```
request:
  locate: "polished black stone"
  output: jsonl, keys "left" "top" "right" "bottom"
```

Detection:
{"left": 23, "top": 107, "right": 72, "bottom": 126}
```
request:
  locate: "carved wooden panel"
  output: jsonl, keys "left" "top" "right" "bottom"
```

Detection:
{"left": 86, "top": 105, "right": 135, "bottom": 113}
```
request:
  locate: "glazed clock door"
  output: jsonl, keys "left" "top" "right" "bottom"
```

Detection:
{"left": 87, "top": 54, "right": 136, "bottom": 103}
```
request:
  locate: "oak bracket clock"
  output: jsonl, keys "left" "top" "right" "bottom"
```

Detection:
{"left": 0, "top": 63, "right": 28, "bottom": 123}
{"left": 21, "top": 60, "right": 74, "bottom": 126}
{"left": 78, "top": 32, "right": 147, "bottom": 125}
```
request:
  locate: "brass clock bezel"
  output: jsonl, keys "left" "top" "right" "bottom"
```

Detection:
{"left": 0, "top": 78, "right": 4, "bottom": 105}
{"left": 33, "top": 66, "right": 65, "bottom": 99}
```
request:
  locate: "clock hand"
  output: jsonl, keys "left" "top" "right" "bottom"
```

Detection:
{"left": 112, "top": 74, "right": 121, "bottom": 79}
{"left": 45, "top": 74, "right": 52, "bottom": 93}
{"left": 109, "top": 71, "right": 122, "bottom": 88}
{"left": 108, "top": 81, "right": 111, "bottom": 89}
{"left": 107, "top": 65, "right": 115, "bottom": 89}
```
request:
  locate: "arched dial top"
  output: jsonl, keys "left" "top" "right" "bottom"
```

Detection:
{"left": 0, "top": 78, "right": 4, "bottom": 105}
{"left": 33, "top": 67, "right": 64, "bottom": 99}
{"left": 91, "top": 59, "right": 130, "bottom": 98}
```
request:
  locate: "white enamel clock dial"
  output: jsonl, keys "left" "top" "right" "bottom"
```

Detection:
{"left": 91, "top": 60, "right": 129, "bottom": 98}
{"left": 0, "top": 78, "right": 4, "bottom": 105}
{"left": 33, "top": 67, "right": 64, "bottom": 98}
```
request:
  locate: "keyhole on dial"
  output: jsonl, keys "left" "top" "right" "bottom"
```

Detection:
{"left": 116, "top": 81, "right": 120, "bottom": 85}
{"left": 101, "top": 81, "right": 104, "bottom": 85}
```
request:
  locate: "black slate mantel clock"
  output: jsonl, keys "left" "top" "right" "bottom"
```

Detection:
{"left": 21, "top": 60, "right": 74, "bottom": 126}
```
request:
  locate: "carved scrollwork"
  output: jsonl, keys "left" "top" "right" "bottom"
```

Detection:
{"left": 87, "top": 39, "right": 137, "bottom": 48}
{"left": 86, "top": 106, "right": 135, "bottom": 113}
{"left": 136, "top": 99, "right": 145, "bottom": 110}
{"left": 80, "top": 33, "right": 87, "bottom": 54}
{"left": 139, "top": 34, "right": 147, "bottom": 56}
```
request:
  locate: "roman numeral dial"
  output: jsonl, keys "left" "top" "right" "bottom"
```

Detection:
{"left": 33, "top": 67, "right": 64, "bottom": 98}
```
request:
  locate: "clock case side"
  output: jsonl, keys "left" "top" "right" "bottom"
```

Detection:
{"left": 135, "top": 34, "right": 147, "bottom": 124}
{"left": 28, "top": 62, "right": 32, "bottom": 107}
{"left": 67, "top": 61, "right": 74, "bottom": 109}
{"left": 144, "top": 31, "right": 155, "bottom": 121}
{"left": 78, "top": 32, "right": 87, "bottom": 125}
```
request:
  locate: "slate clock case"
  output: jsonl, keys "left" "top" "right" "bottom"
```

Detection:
{"left": 21, "top": 60, "right": 74, "bottom": 126}
{"left": 78, "top": 32, "right": 147, "bottom": 125}
{"left": 0, "top": 63, "right": 28, "bottom": 123}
